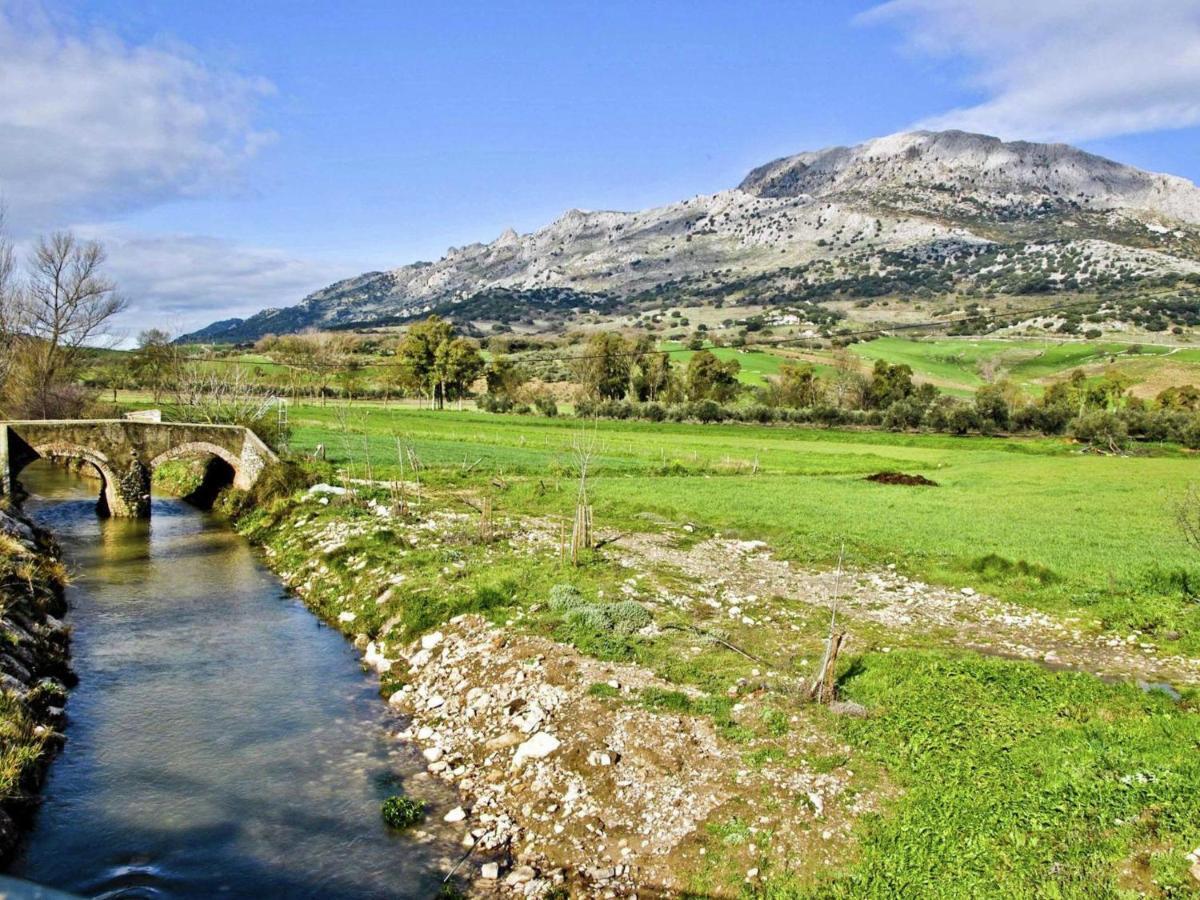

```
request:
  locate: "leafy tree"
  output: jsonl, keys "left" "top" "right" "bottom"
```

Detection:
{"left": 571, "top": 332, "right": 631, "bottom": 400}
{"left": 1157, "top": 384, "right": 1200, "bottom": 412}
{"left": 630, "top": 337, "right": 673, "bottom": 402}
{"left": 974, "top": 382, "right": 1012, "bottom": 432}
{"left": 865, "top": 359, "right": 915, "bottom": 409}
{"left": 394, "top": 316, "right": 483, "bottom": 408}
{"left": 129, "top": 328, "right": 180, "bottom": 401}
{"left": 433, "top": 335, "right": 486, "bottom": 406}
{"left": 484, "top": 354, "right": 529, "bottom": 400}
{"left": 767, "top": 363, "right": 824, "bottom": 408}
{"left": 685, "top": 349, "right": 740, "bottom": 402}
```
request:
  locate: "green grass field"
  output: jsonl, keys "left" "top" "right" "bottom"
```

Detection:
{"left": 659, "top": 341, "right": 791, "bottom": 386}
{"left": 654, "top": 335, "right": 1200, "bottom": 400}
{"left": 286, "top": 404, "right": 1200, "bottom": 651}
{"left": 847, "top": 336, "right": 1187, "bottom": 397}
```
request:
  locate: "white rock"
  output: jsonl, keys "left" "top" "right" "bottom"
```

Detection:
{"left": 423, "top": 747, "right": 445, "bottom": 763}
{"left": 426, "top": 695, "right": 445, "bottom": 710}
{"left": 807, "top": 791, "right": 824, "bottom": 816}
{"left": 421, "top": 631, "right": 444, "bottom": 651}
{"left": 308, "top": 483, "right": 348, "bottom": 496}
{"left": 444, "top": 806, "right": 466, "bottom": 823}
{"left": 337, "top": 611, "right": 357, "bottom": 623}
{"left": 506, "top": 865, "right": 536, "bottom": 885}
{"left": 512, "top": 732, "right": 560, "bottom": 768}
{"left": 481, "top": 862, "right": 500, "bottom": 880}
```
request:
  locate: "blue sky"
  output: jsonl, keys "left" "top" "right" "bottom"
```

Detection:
{"left": 2, "top": 0, "right": 1199, "bottom": 335}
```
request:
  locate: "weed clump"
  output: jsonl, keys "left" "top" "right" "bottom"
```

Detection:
{"left": 381, "top": 795, "right": 425, "bottom": 829}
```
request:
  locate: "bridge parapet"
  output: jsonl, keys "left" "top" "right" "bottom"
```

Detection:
{"left": 0, "top": 419, "right": 277, "bottom": 517}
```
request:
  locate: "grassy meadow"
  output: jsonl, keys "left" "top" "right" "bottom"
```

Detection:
{"left": 285, "top": 403, "right": 1200, "bottom": 650}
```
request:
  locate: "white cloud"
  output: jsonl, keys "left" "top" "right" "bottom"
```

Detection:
{"left": 862, "top": 0, "right": 1200, "bottom": 142}
{"left": 70, "top": 227, "right": 356, "bottom": 341}
{"left": 0, "top": 4, "right": 273, "bottom": 227}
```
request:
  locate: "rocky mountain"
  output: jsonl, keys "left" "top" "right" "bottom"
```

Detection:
{"left": 181, "top": 130, "right": 1200, "bottom": 343}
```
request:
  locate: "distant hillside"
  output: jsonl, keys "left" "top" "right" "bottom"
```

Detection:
{"left": 180, "top": 130, "right": 1200, "bottom": 343}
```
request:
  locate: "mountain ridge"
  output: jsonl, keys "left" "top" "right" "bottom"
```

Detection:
{"left": 180, "top": 129, "right": 1200, "bottom": 343}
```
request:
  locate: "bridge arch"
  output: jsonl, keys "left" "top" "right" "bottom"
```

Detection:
{"left": 149, "top": 441, "right": 246, "bottom": 508}
{"left": 24, "top": 441, "right": 128, "bottom": 517}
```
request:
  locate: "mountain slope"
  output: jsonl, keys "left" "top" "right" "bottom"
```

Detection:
{"left": 181, "top": 130, "right": 1200, "bottom": 343}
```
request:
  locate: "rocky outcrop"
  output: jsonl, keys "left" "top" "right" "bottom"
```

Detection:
{"left": 0, "top": 506, "right": 72, "bottom": 866}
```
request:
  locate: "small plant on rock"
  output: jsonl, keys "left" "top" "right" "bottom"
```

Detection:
{"left": 381, "top": 795, "right": 425, "bottom": 829}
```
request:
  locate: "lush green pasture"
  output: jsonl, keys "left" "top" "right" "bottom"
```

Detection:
{"left": 289, "top": 404, "right": 1200, "bottom": 648}
{"left": 660, "top": 341, "right": 788, "bottom": 386}
{"left": 814, "top": 651, "right": 1200, "bottom": 897}
{"left": 845, "top": 336, "right": 1195, "bottom": 397}
{"left": 234, "top": 404, "right": 1200, "bottom": 895}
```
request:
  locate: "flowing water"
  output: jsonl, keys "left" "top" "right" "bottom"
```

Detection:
{"left": 8, "top": 461, "right": 457, "bottom": 899}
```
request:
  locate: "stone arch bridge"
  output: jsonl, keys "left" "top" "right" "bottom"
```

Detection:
{"left": 0, "top": 418, "right": 276, "bottom": 517}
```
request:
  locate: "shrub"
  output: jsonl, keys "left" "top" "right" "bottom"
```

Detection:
{"left": 533, "top": 395, "right": 558, "bottom": 417}
{"left": 1070, "top": 411, "right": 1129, "bottom": 450}
{"left": 641, "top": 402, "right": 666, "bottom": 422}
{"left": 564, "top": 605, "right": 613, "bottom": 632}
{"left": 1181, "top": 415, "right": 1200, "bottom": 450}
{"left": 607, "top": 600, "right": 652, "bottom": 635}
{"left": 381, "top": 795, "right": 425, "bottom": 829}
{"left": 548, "top": 583, "right": 589, "bottom": 612}
{"left": 476, "top": 394, "right": 514, "bottom": 413}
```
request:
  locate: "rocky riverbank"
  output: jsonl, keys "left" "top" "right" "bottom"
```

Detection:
{"left": 237, "top": 483, "right": 873, "bottom": 897}
{"left": 0, "top": 506, "right": 72, "bottom": 866}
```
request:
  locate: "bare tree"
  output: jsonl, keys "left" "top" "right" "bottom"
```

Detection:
{"left": 569, "top": 427, "right": 598, "bottom": 565}
{"left": 11, "top": 231, "right": 127, "bottom": 418}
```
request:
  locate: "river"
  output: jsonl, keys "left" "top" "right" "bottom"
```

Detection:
{"left": 7, "top": 461, "right": 457, "bottom": 899}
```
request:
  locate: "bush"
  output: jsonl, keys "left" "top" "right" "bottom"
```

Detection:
{"left": 641, "top": 402, "right": 666, "bottom": 422}
{"left": 381, "top": 795, "right": 425, "bottom": 829}
{"left": 686, "top": 400, "right": 726, "bottom": 423}
{"left": 1070, "top": 411, "right": 1129, "bottom": 450}
{"left": 1180, "top": 415, "right": 1200, "bottom": 450}
{"left": 564, "top": 605, "right": 613, "bottom": 632}
{"left": 548, "top": 583, "right": 588, "bottom": 612}
{"left": 533, "top": 395, "right": 558, "bottom": 417}
{"left": 476, "top": 393, "right": 514, "bottom": 413}
{"left": 607, "top": 600, "right": 652, "bottom": 635}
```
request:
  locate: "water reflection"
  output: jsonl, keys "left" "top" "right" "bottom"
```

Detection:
{"left": 8, "top": 461, "right": 455, "bottom": 899}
